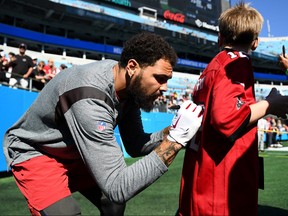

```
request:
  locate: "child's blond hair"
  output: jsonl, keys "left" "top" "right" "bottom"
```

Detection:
{"left": 219, "top": 2, "right": 264, "bottom": 46}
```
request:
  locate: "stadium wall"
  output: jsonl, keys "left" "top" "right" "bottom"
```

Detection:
{"left": 0, "top": 85, "right": 174, "bottom": 172}
{"left": 0, "top": 85, "right": 38, "bottom": 172}
{"left": 1, "top": 84, "right": 287, "bottom": 172}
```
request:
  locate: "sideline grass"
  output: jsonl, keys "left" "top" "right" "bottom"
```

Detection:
{"left": 1, "top": 147, "right": 288, "bottom": 215}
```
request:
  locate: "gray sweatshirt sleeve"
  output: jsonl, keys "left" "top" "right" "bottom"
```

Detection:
{"left": 64, "top": 98, "right": 168, "bottom": 203}
{"left": 118, "top": 102, "right": 164, "bottom": 157}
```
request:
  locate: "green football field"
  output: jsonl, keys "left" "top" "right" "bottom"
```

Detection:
{"left": 1, "top": 146, "right": 288, "bottom": 216}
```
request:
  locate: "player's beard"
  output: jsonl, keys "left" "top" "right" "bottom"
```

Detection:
{"left": 128, "top": 71, "right": 159, "bottom": 112}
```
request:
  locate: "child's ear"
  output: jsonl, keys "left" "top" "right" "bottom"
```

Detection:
{"left": 251, "top": 38, "right": 259, "bottom": 51}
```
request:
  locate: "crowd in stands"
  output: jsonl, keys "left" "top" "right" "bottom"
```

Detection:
{"left": 1, "top": 43, "right": 288, "bottom": 146}
{"left": 0, "top": 43, "right": 197, "bottom": 108}
{"left": 153, "top": 90, "right": 193, "bottom": 114}
{"left": 153, "top": 91, "right": 288, "bottom": 150}
{"left": 0, "top": 43, "right": 68, "bottom": 91}
{"left": 257, "top": 116, "right": 288, "bottom": 150}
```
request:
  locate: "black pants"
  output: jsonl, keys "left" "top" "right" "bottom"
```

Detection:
{"left": 0, "top": 71, "right": 9, "bottom": 83}
{"left": 40, "top": 188, "right": 126, "bottom": 216}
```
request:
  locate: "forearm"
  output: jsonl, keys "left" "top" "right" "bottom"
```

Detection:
{"left": 24, "top": 67, "right": 33, "bottom": 78}
{"left": 154, "top": 136, "right": 182, "bottom": 167}
{"left": 249, "top": 100, "right": 269, "bottom": 125}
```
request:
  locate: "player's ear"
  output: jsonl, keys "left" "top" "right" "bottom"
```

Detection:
{"left": 126, "top": 59, "right": 138, "bottom": 78}
{"left": 251, "top": 38, "right": 259, "bottom": 51}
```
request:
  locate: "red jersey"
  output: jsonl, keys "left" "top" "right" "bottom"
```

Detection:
{"left": 178, "top": 49, "right": 259, "bottom": 216}
{"left": 43, "top": 65, "right": 59, "bottom": 79}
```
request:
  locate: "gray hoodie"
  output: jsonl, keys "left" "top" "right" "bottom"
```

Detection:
{"left": 3, "top": 59, "right": 168, "bottom": 203}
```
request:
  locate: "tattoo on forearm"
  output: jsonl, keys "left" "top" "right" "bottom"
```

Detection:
{"left": 155, "top": 139, "right": 182, "bottom": 167}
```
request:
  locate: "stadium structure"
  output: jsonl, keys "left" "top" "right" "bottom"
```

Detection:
{"left": 0, "top": 0, "right": 287, "bottom": 95}
{"left": 0, "top": 0, "right": 287, "bottom": 77}
{"left": 0, "top": 0, "right": 288, "bottom": 171}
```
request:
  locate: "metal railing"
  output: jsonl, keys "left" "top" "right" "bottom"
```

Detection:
{"left": 2, "top": 72, "right": 45, "bottom": 92}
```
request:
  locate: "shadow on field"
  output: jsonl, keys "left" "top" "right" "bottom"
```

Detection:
{"left": 259, "top": 205, "right": 288, "bottom": 216}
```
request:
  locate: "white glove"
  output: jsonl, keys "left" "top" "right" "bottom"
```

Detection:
{"left": 167, "top": 100, "right": 203, "bottom": 147}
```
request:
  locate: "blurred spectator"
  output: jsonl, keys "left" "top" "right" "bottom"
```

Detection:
{"left": 167, "top": 95, "right": 178, "bottom": 112}
{"left": 6, "top": 52, "right": 16, "bottom": 78}
{"left": 59, "top": 63, "right": 67, "bottom": 71}
{"left": 32, "top": 56, "right": 38, "bottom": 69}
{"left": 276, "top": 119, "right": 285, "bottom": 146}
{"left": 257, "top": 117, "right": 268, "bottom": 151}
{"left": 31, "top": 61, "right": 47, "bottom": 91}
{"left": 0, "top": 51, "right": 9, "bottom": 83}
{"left": 173, "top": 91, "right": 178, "bottom": 100}
{"left": 43, "top": 58, "right": 60, "bottom": 80}
{"left": 178, "top": 98, "right": 184, "bottom": 106}
{"left": 153, "top": 95, "right": 167, "bottom": 112}
{"left": 283, "top": 123, "right": 288, "bottom": 132}
{"left": 269, "top": 117, "right": 279, "bottom": 147}
{"left": 8, "top": 52, "right": 16, "bottom": 61}
{"left": 278, "top": 53, "right": 288, "bottom": 76}
{"left": 265, "top": 117, "right": 272, "bottom": 148}
{"left": 8, "top": 43, "right": 34, "bottom": 88}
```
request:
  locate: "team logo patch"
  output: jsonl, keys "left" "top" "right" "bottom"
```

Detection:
{"left": 97, "top": 121, "right": 106, "bottom": 131}
{"left": 236, "top": 97, "right": 245, "bottom": 110}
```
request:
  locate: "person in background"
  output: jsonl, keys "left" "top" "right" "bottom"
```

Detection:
{"left": 5, "top": 52, "right": 16, "bottom": 80}
{"left": 3, "top": 32, "right": 203, "bottom": 216}
{"left": 8, "top": 43, "right": 33, "bottom": 88}
{"left": 269, "top": 117, "right": 279, "bottom": 147}
{"left": 278, "top": 51, "right": 288, "bottom": 75}
{"left": 265, "top": 116, "right": 273, "bottom": 148}
{"left": 31, "top": 60, "right": 47, "bottom": 91}
{"left": 158, "top": 95, "right": 168, "bottom": 112}
{"left": 0, "top": 50, "right": 9, "bottom": 83}
{"left": 276, "top": 118, "right": 284, "bottom": 147}
{"left": 59, "top": 63, "right": 67, "bottom": 71}
{"left": 283, "top": 122, "right": 288, "bottom": 132}
{"left": 178, "top": 3, "right": 288, "bottom": 216}
{"left": 167, "top": 94, "right": 178, "bottom": 114}
{"left": 257, "top": 117, "right": 268, "bottom": 151}
{"left": 153, "top": 95, "right": 168, "bottom": 112}
{"left": 8, "top": 52, "right": 16, "bottom": 62}
{"left": 43, "top": 58, "right": 60, "bottom": 80}
{"left": 32, "top": 56, "right": 38, "bottom": 69}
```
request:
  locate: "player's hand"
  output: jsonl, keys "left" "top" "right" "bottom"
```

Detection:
{"left": 265, "top": 87, "right": 288, "bottom": 119}
{"left": 278, "top": 54, "right": 288, "bottom": 71}
{"left": 167, "top": 100, "right": 203, "bottom": 147}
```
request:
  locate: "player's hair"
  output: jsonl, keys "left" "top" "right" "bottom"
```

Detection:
{"left": 218, "top": 2, "right": 263, "bottom": 46}
{"left": 119, "top": 32, "right": 177, "bottom": 68}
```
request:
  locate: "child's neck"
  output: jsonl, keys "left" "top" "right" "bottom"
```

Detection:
{"left": 223, "top": 45, "right": 250, "bottom": 54}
